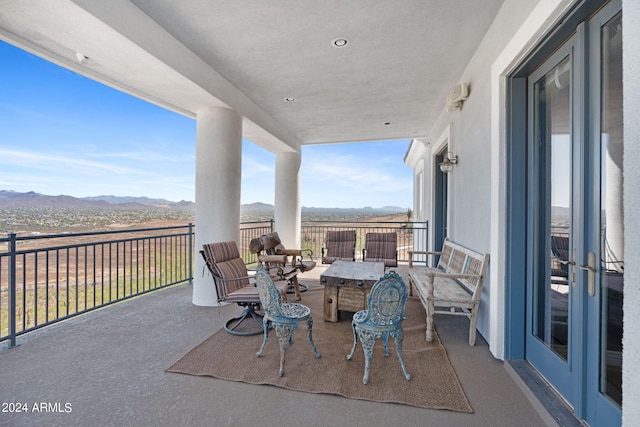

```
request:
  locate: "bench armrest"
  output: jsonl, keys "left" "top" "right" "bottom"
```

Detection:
{"left": 417, "top": 271, "right": 482, "bottom": 281}
{"left": 408, "top": 250, "right": 442, "bottom": 267}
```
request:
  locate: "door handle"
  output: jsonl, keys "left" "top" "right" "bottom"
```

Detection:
{"left": 579, "top": 252, "right": 597, "bottom": 297}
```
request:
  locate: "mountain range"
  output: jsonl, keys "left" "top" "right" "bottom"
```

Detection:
{"left": 0, "top": 190, "right": 407, "bottom": 215}
{"left": 0, "top": 190, "right": 192, "bottom": 210}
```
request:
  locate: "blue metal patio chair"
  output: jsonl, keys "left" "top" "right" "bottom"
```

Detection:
{"left": 254, "top": 265, "right": 321, "bottom": 376}
{"left": 346, "top": 270, "right": 412, "bottom": 385}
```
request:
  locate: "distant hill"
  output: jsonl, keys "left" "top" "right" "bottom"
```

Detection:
{"left": 0, "top": 190, "right": 407, "bottom": 215}
{"left": 82, "top": 195, "right": 178, "bottom": 205}
{"left": 0, "top": 190, "right": 191, "bottom": 210}
{"left": 241, "top": 202, "right": 275, "bottom": 214}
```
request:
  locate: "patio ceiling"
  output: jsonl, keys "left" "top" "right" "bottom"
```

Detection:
{"left": 0, "top": 0, "right": 505, "bottom": 152}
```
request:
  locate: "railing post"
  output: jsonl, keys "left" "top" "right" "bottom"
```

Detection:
{"left": 270, "top": 218, "right": 274, "bottom": 232}
{"left": 188, "top": 223, "right": 194, "bottom": 286}
{"left": 7, "top": 233, "right": 17, "bottom": 348}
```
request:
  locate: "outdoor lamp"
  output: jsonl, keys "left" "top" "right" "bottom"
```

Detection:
{"left": 439, "top": 152, "right": 458, "bottom": 173}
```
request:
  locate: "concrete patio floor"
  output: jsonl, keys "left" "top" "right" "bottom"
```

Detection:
{"left": 1, "top": 265, "right": 558, "bottom": 426}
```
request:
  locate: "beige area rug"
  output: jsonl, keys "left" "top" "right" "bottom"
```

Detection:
{"left": 167, "top": 284, "right": 473, "bottom": 413}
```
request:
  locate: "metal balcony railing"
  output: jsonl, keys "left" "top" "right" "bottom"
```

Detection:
{"left": 238, "top": 219, "right": 428, "bottom": 264}
{"left": 1, "top": 225, "right": 194, "bottom": 347}
{"left": 1, "top": 219, "right": 427, "bottom": 347}
{"left": 300, "top": 220, "right": 428, "bottom": 263}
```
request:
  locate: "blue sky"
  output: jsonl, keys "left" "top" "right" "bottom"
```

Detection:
{"left": 0, "top": 40, "right": 413, "bottom": 208}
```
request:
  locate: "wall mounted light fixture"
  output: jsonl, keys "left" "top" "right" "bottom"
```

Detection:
{"left": 439, "top": 152, "right": 458, "bottom": 173}
{"left": 446, "top": 83, "right": 469, "bottom": 111}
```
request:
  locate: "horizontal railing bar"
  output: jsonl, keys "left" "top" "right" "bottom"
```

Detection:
{"left": 4, "top": 231, "right": 193, "bottom": 256}
{"left": 0, "top": 224, "right": 193, "bottom": 245}
{"left": 301, "top": 222, "right": 425, "bottom": 226}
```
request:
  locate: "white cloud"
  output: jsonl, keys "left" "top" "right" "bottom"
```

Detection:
{"left": 0, "top": 148, "right": 148, "bottom": 176}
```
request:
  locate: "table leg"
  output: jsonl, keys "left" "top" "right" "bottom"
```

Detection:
{"left": 324, "top": 286, "right": 338, "bottom": 322}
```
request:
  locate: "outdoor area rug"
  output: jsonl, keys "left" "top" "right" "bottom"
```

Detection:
{"left": 166, "top": 283, "right": 473, "bottom": 413}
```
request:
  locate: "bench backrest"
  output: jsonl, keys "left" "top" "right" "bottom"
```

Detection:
{"left": 436, "top": 238, "right": 489, "bottom": 301}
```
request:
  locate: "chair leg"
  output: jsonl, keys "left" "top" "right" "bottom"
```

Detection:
{"left": 290, "top": 276, "right": 302, "bottom": 301}
{"left": 359, "top": 330, "right": 376, "bottom": 385}
{"left": 382, "top": 332, "right": 390, "bottom": 357}
{"left": 305, "top": 316, "right": 321, "bottom": 358}
{"left": 256, "top": 318, "right": 270, "bottom": 357}
{"left": 346, "top": 320, "right": 359, "bottom": 361}
{"left": 392, "top": 329, "right": 411, "bottom": 381}
{"left": 274, "top": 323, "right": 296, "bottom": 377}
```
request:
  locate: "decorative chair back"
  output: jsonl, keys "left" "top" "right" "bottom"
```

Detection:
{"left": 365, "top": 271, "right": 407, "bottom": 327}
{"left": 254, "top": 265, "right": 285, "bottom": 319}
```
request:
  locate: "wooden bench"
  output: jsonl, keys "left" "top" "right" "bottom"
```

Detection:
{"left": 408, "top": 238, "right": 489, "bottom": 346}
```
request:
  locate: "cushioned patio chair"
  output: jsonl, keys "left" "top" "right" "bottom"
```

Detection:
{"left": 551, "top": 234, "right": 570, "bottom": 284}
{"left": 201, "top": 241, "right": 288, "bottom": 336}
{"left": 254, "top": 265, "right": 321, "bottom": 377}
{"left": 362, "top": 232, "right": 398, "bottom": 268}
{"left": 321, "top": 230, "right": 356, "bottom": 264}
{"left": 346, "top": 270, "right": 411, "bottom": 385}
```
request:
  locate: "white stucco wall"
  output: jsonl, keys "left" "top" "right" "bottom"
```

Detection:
{"left": 622, "top": 1, "right": 639, "bottom": 424}
{"left": 412, "top": 0, "right": 539, "bottom": 355}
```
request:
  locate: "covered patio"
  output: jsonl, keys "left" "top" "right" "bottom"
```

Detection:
{"left": 1, "top": 1, "right": 639, "bottom": 425}
{"left": 0, "top": 265, "right": 560, "bottom": 426}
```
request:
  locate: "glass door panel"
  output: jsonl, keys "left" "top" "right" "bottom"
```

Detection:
{"left": 531, "top": 55, "right": 572, "bottom": 361}
{"left": 598, "top": 11, "right": 623, "bottom": 408}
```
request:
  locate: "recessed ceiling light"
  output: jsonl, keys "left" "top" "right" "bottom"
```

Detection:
{"left": 284, "top": 97, "right": 296, "bottom": 102}
{"left": 75, "top": 52, "right": 89, "bottom": 64}
{"left": 331, "top": 37, "right": 349, "bottom": 48}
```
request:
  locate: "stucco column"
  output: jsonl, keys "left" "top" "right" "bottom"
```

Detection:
{"left": 193, "top": 107, "right": 242, "bottom": 306}
{"left": 274, "top": 151, "right": 301, "bottom": 248}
